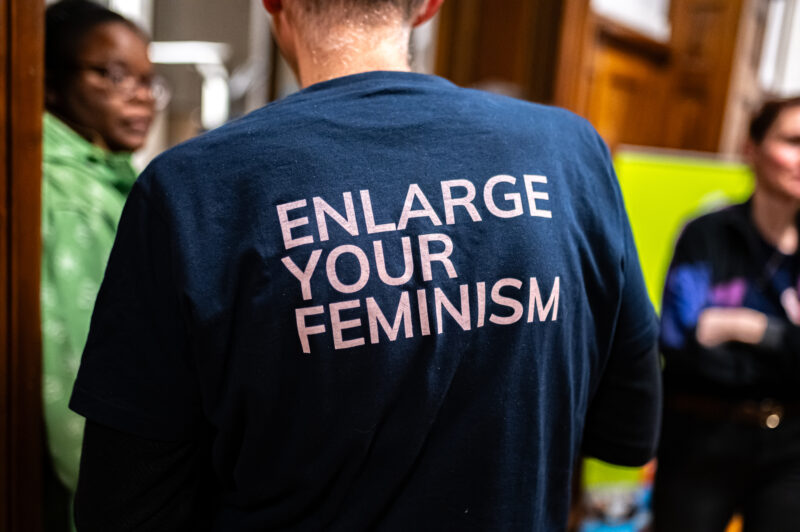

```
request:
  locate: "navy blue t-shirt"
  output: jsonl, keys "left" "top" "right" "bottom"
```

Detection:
{"left": 71, "top": 71, "right": 660, "bottom": 531}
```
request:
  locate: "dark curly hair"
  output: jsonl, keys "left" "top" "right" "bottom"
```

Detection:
{"left": 749, "top": 96, "right": 800, "bottom": 144}
{"left": 45, "top": 0, "right": 145, "bottom": 97}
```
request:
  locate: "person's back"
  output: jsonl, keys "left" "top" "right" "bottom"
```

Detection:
{"left": 70, "top": 1, "right": 661, "bottom": 530}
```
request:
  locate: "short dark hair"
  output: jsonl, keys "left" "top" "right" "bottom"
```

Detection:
{"left": 295, "top": 0, "right": 425, "bottom": 21}
{"left": 749, "top": 96, "right": 800, "bottom": 144}
{"left": 45, "top": 0, "right": 144, "bottom": 95}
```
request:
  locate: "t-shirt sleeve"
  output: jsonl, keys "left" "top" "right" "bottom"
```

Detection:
{"left": 75, "top": 420, "right": 215, "bottom": 531}
{"left": 581, "top": 171, "right": 661, "bottom": 467}
{"left": 70, "top": 180, "right": 202, "bottom": 442}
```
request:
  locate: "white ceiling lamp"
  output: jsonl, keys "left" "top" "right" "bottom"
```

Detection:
{"left": 149, "top": 41, "right": 233, "bottom": 130}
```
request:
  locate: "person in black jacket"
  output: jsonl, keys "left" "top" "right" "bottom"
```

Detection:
{"left": 654, "top": 96, "right": 800, "bottom": 531}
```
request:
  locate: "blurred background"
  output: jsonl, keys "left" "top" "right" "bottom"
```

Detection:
{"left": 3, "top": 0, "right": 800, "bottom": 530}
{"left": 42, "top": 0, "right": 800, "bottom": 164}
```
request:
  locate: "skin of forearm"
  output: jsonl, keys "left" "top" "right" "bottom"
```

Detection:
{"left": 695, "top": 307, "right": 768, "bottom": 347}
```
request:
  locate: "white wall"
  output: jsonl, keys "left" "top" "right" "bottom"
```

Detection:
{"left": 780, "top": 1, "right": 800, "bottom": 95}
{"left": 44, "top": 0, "right": 153, "bottom": 32}
{"left": 109, "top": 0, "right": 152, "bottom": 33}
{"left": 591, "top": 0, "right": 671, "bottom": 41}
{"left": 760, "top": 0, "right": 800, "bottom": 96}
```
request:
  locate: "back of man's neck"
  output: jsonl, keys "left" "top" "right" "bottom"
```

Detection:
{"left": 295, "top": 25, "right": 412, "bottom": 87}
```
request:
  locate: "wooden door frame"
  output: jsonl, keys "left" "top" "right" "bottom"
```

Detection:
{"left": 1, "top": 0, "right": 44, "bottom": 530}
{"left": 553, "top": 0, "right": 594, "bottom": 114}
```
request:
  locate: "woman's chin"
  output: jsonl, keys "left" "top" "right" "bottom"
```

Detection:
{"left": 108, "top": 134, "right": 147, "bottom": 153}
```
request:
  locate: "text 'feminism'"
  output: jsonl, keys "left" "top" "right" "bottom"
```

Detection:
{"left": 276, "top": 174, "right": 560, "bottom": 353}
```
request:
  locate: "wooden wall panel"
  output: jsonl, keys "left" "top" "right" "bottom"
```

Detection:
{"left": 585, "top": 43, "right": 669, "bottom": 149}
{"left": 435, "top": 0, "right": 565, "bottom": 103}
{"left": 556, "top": 8, "right": 674, "bottom": 150}
{"left": 2, "top": 0, "right": 44, "bottom": 530}
{"left": 435, "top": 0, "right": 482, "bottom": 89}
{"left": 663, "top": 93, "right": 708, "bottom": 149}
{"left": 523, "top": 0, "right": 564, "bottom": 104}
{"left": 550, "top": 0, "right": 765, "bottom": 153}
{"left": 554, "top": 0, "right": 594, "bottom": 114}
{"left": 666, "top": 0, "right": 745, "bottom": 151}
{"left": 437, "top": 0, "right": 765, "bottom": 153}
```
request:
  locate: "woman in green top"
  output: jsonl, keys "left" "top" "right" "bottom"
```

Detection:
{"left": 42, "top": 0, "right": 158, "bottom": 511}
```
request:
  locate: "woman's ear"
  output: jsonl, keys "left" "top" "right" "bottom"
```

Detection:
{"left": 412, "top": 0, "right": 444, "bottom": 27}
{"left": 262, "top": 0, "right": 283, "bottom": 15}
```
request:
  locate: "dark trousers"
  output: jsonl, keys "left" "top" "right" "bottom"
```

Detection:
{"left": 653, "top": 409, "right": 800, "bottom": 532}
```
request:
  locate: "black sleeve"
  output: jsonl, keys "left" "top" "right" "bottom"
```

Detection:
{"left": 661, "top": 325, "right": 793, "bottom": 388}
{"left": 756, "top": 317, "right": 800, "bottom": 374}
{"left": 75, "top": 420, "right": 216, "bottom": 532}
{"left": 69, "top": 179, "right": 202, "bottom": 441}
{"left": 581, "top": 151, "right": 662, "bottom": 467}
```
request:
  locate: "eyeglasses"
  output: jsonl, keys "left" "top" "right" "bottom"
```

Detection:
{"left": 81, "top": 63, "right": 171, "bottom": 110}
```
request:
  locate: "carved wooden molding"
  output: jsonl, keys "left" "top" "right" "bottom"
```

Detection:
{"left": 595, "top": 15, "right": 672, "bottom": 63}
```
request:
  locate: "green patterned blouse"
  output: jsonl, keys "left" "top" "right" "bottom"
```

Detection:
{"left": 41, "top": 112, "right": 137, "bottom": 494}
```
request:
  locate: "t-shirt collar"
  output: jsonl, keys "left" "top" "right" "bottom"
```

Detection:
{"left": 296, "top": 70, "right": 453, "bottom": 96}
